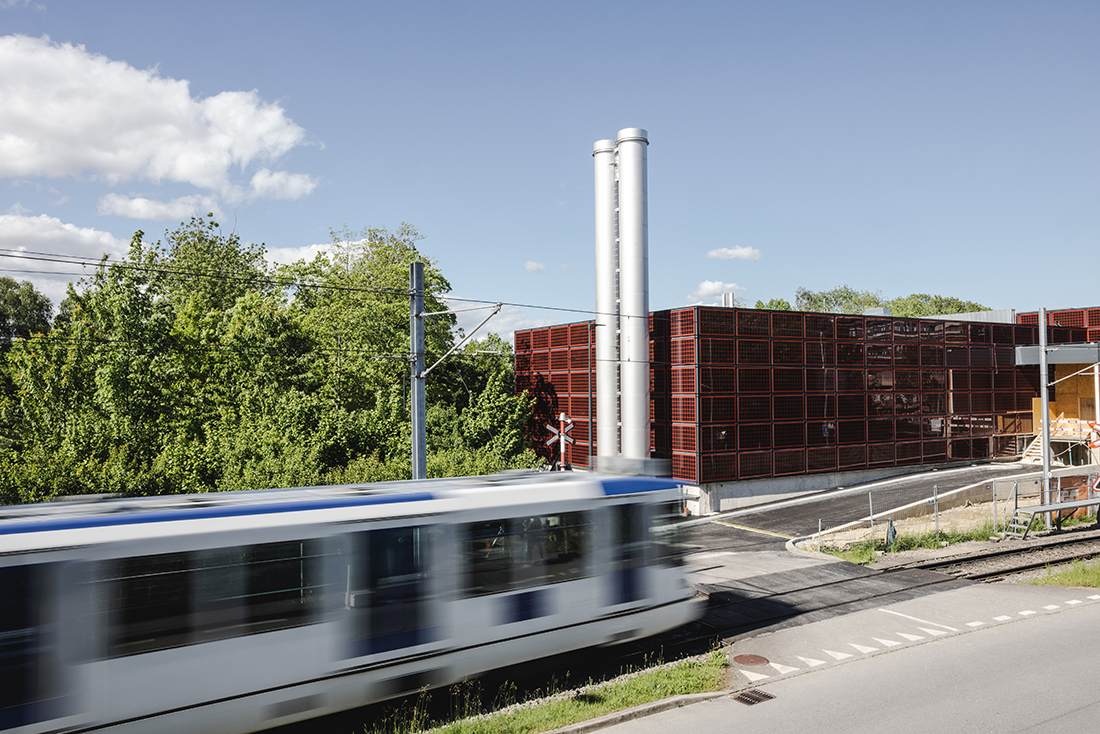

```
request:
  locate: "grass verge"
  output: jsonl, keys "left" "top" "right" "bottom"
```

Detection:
{"left": 820, "top": 522, "right": 1004, "bottom": 565}
{"left": 1026, "top": 558, "right": 1100, "bottom": 587}
{"left": 366, "top": 649, "right": 728, "bottom": 734}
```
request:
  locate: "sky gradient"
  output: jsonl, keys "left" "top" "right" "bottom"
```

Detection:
{"left": 1, "top": 1, "right": 1097, "bottom": 338}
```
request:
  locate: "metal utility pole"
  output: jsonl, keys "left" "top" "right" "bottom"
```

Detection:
{"left": 1094, "top": 362, "right": 1100, "bottom": 465}
{"left": 1039, "top": 307, "right": 1052, "bottom": 518}
{"left": 409, "top": 260, "right": 501, "bottom": 480}
{"left": 410, "top": 262, "right": 427, "bottom": 480}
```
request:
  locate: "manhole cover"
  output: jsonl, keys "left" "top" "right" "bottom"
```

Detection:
{"left": 732, "top": 654, "right": 770, "bottom": 666}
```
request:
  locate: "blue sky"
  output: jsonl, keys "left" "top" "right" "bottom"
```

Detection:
{"left": 1, "top": 1, "right": 1097, "bottom": 338}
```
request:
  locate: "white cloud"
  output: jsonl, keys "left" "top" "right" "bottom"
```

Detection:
{"left": 250, "top": 168, "right": 318, "bottom": 200}
{"left": 97, "top": 193, "right": 224, "bottom": 221}
{"left": 0, "top": 213, "right": 128, "bottom": 303}
{"left": 707, "top": 246, "right": 762, "bottom": 261}
{"left": 0, "top": 34, "right": 315, "bottom": 206}
{"left": 688, "top": 279, "right": 747, "bottom": 304}
{"left": 264, "top": 242, "right": 331, "bottom": 266}
{"left": 525, "top": 261, "right": 546, "bottom": 273}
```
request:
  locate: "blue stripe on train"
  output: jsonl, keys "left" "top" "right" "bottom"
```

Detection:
{"left": 0, "top": 492, "right": 435, "bottom": 536}
{"left": 599, "top": 477, "right": 679, "bottom": 496}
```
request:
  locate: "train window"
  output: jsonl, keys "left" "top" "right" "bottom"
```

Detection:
{"left": 1, "top": 566, "right": 41, "bottom": 728}
{"left": 610, "top": 505, "right": 646, "bottom": 604}
{"left": 103, "top": 540, "right": 331, "bottom": 657}
{"left": 650, "top": 501, "right": 687, "bottom": 567}
{"left": 347, "top": 527, "right": 431, "bottom": 655}
{"left": 463, "top": 512, "right": 591, "bottom": 597}
{"left": 242, "top": 540, "right": 329, "bottom": 634}
{"left": 104, "top": 552, "right": 194, "bottom": 657}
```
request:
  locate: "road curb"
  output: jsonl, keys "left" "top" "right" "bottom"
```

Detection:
{"left": 545, "top": 690, "right": 730, "bottom": 734}
{"left": 784, "top": 535, "right": 840, "bottom": 560}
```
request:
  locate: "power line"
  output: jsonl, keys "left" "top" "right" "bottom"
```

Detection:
{"left": 0, "top": 249, "right": 409, "bottom": 297}
{"left": 12, "top": 333, "right": 413, "bottom": 361}
{"left": 0, "top": 248, "right": 641, "bottom": 320}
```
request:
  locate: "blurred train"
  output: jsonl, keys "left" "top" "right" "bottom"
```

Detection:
{"left": 0, "top": 472, "right": 700, "bottom": 734}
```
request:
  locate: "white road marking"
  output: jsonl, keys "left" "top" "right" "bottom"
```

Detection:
{"left": 770, "top": 662, "right": 799, "bottom": 674}
{"left": 1019, "top": 610, "right": 1036, "bottom": 616}
{"left": 1043, "top": 605, "right": 1060, "bottom": 610}
{"left": 966, "top": 621, "right": 985, "bottom": 627}
{"left": 919, "top": 627, "right": 949, "bottom": 636}
{"left": 878, "top": 608, "right": 960, "bottom": 631}
{"left": 849, "top": 643, "right": 878, "bottom": 654}
{"left": 688, "top": 551, "right": 739, "bottom": 560}
{"left": 993, "top": 615, "right": 1012, "bottom": 621}
{"left": 897, "top": 632, "right": 924, "bottom": 641}
{"left": 797, "top": 656, "right": 828, "bottom": 667}
{"left": 1066, "top": 600, "right": 1083, "bottom": 605}
{"left": 872, "top": 637, "right": 902, "bottom": 647}
{"left": 823, "top": 649, "right": 853, "bottom": 660}
{"left": 1089, "top": 595, "right": 1100, "bottom": 600}
{"left": 741, "top": 669, "right": 770, "bottom": 682}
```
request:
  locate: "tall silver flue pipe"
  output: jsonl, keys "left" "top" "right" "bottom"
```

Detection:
{"left": 593, "top": 128, "right": 650, "bottom": 466}
{"left": 616, "top": 128, "right": 650, "bottom": 460}
{"left": 593, "top": 139, "right": 619, "bottom": 460}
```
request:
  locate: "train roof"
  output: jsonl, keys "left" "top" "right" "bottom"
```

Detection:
{"left": 0, "top": 472, "right": 688, "bottom": 538}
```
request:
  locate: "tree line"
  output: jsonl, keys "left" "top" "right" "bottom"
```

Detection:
{"left": 755, "top": 285, "right": 988, "bottom": 317}
{"left": 0, "top": 217, "right": 538, "bottom": 504}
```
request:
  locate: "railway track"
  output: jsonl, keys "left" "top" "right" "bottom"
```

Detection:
{"left": 888, "top": 527, "right": 1100, "bottom": 582}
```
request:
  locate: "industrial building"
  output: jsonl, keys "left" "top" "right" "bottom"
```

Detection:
{"left": 515, "top": 308, "right": 1099, "bottom": 513}
{"left": 513, "top": 129, "right": 1100, "bottom": 513}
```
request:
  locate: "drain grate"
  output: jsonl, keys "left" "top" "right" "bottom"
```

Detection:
{"left": 732, "top": 689, "right": 775, "bottom": 706}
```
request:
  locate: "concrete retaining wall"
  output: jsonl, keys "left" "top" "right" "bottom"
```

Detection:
{"left": 690, "top": 461, "right": 982, "bottom": 516}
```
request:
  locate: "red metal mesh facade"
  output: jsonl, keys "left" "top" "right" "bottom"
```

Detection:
{"left": 513, "top": 320, "right": 596, "bottom": 467}
{"left": 1018, "top": 307, "right": 1100, "bottom": 340}
{"left": 514, "top": 306, "right": 1094, "bottom": 484}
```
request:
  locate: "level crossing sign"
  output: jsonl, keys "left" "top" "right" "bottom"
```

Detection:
{"left": 545, "top": 414, "right": 574, "bottom": 446}
{"left": 545, "top": 413, "right": 574, "bottom": 467}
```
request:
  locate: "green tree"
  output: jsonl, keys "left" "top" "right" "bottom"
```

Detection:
{"left": 0, "top": 278, "right": 52, "bottom": 347}
{"left": 795, "top": 285, "right": 885, "bottom": 314}
{"left": 754, "top": 297, "right": 793, "bottom": 311}
{"left": 794, "top": 286, "right": 989, "bottom": 316}
{"left": 0, "top": 220, "right": 539, "bottom": 503}
{"left": 884, "top": 293, "right": 989, "bottom": 317}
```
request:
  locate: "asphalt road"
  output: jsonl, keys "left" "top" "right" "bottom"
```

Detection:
{"left": 684, "top": 462, "right": 1036, "bottom": 545}
{"left": 602, "top": 582, "right": 1100, "bottom": 733}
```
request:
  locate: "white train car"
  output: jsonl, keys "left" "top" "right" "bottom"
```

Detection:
{"left": 0, "top": 472, "right": 699, "bottom": 734}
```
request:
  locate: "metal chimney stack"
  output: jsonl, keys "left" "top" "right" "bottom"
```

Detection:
{"left": 593, "top": 128, "right": 650, "bottom": 465}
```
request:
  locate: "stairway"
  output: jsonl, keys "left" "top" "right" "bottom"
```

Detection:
{"left": 1002, "top": 510, "right": 1035, "bottom": 540}
{"left": 1020, "top": 435, "right": 1044, "bottom": 464}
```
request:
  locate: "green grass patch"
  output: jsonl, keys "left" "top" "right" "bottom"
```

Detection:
{"left": 820, "top": 522, "right": 1003, "bottom": 565}
{"left": 1026, "top": 558, "right": 1100, "bottom": 587}
{"left": 366, "top": 650, "right": 728, "bottom": 734}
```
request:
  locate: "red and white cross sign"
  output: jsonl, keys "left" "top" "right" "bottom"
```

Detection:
{"left": 545, "top": 413, "right": 574, "bottom": 463}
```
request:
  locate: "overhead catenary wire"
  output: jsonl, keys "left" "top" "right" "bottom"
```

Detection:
{"left": 0, "top": 252, "right": 639, "bottom": 320}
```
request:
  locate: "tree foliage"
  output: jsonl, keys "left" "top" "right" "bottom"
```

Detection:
{"left": 0, "top": 277, "right": 52, "bottom": 348}
{"left": 754, "top": 297, "right": 792, "bottom": 311}
{"left": 794, "top": 285, "right": 988, "bottom": 317}
{"left": 0, "top": 217, "right": 536, "bottom": 503}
